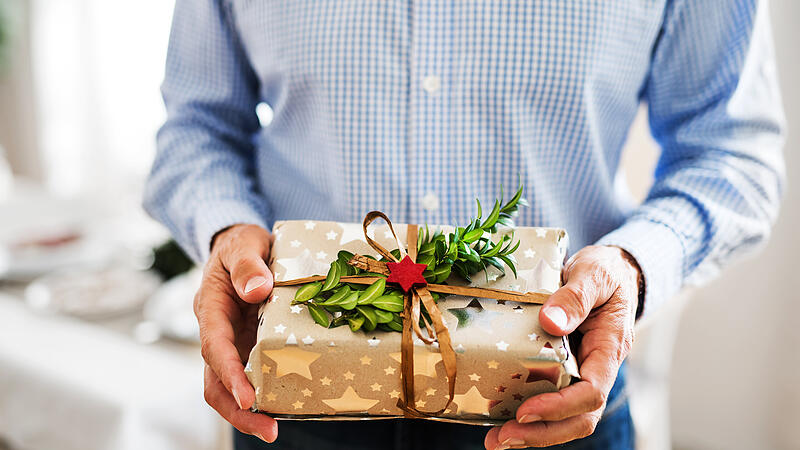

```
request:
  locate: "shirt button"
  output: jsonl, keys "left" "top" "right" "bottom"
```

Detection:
{"left": 422, "top": 192, "right": 440, "bottom": 211}
{"left": 422, "top": 75, "right": 441, "bottom": 94}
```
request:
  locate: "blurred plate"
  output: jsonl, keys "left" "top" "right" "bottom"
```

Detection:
{"left": 25, "top": 266, "right": 162, "bottom": 319}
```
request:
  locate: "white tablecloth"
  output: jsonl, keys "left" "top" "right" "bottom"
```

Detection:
{"left": 0, "top": 294, "right": 225, "bottom": 450}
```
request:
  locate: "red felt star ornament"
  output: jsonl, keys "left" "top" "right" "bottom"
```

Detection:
{"left": 385, "top": 255, "right": 428, "bottom": 292}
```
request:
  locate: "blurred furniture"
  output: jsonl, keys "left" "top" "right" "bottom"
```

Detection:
{"left": 0, "top": 292, "right": 227, "bottom": 450}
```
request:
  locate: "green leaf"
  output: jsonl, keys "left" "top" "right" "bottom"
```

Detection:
{"left": 480, "top": 199, "right": 501, "bottom": 229}
{"left": 432, "top": 263, "right": 452, "bottom": 283}
{"left": 321, "top": 261, "right": 342, "bottom": 291}
{"left": 498, "top": 254, "right": 518, "bottom": 278}
{"left": 348, "top": 315, "right": 365, "bottom": 332}
{"left": 371, "top": 294, "right": 404, "bottom": 312}
{"left": 357, "top": 278, "right": 386, "bottom": 304}
{"left": 417, "top": 253, "right": 435, "bottom": 269}
{"left": 307, "top": 303, "right": 330, "bottom": 328}
{"left": 374, "top": 308, "right": 394, "bottom": 323}
{"left": 462, "top": 228, "right": 484, "bottom": 243}
{"left": 357, "top": 305, "right": 378, "bottom": 331}
{"left": 294, "top": 282, "right": 322, "bottom": 303}
{"left": 324, "top": 285, "right": 351, "bottom": 304}
{"left": 419, "top": 242, "right": 436, "bottom": 256}
{"left": 340, "top": 292, "right": 359, "bottom": 310}
{"left": 386, "top": 317, "right": 403, "bottom": 332}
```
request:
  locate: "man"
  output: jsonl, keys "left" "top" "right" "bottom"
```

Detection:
{"left": 144, "top": 1, "right": 785, "bottom": 448}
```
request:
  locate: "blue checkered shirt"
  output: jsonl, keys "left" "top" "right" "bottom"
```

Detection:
{"left": 144, "top": 0, "right": 785, "bottom": 317}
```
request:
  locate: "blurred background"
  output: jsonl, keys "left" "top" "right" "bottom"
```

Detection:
{"left": 0, "top": 1, "right": 796, "bottom": 449}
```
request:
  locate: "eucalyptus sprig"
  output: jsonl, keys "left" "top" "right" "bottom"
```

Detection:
{"left": 292, "top": 182, "right": 528, "bottom": 333}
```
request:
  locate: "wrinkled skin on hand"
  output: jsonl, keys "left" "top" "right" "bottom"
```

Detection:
{"left": 195, "top": 224, "right": 278, "bottom": 442}
{"left": 484, "top": 245, "right": 641, "bottom": 449}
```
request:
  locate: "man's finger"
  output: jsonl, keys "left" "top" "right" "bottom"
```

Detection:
{"left": 196, "top": 285, "right": 256, "bottom": 410}
{"left": 215, "top": 225, "right": 274, "bottom": 304}
{"left": 539, "top": 278, "right": 596, "bottom": 336}
{"left": 204, "top": 365, "right": 278, "bottom": 442}
{"left": 513, "top": 380, "right": 606, "bottom": 424}
{"left": 492, "top": 411, "right": 603, "bottom": 448}
{"left": 227, "top": 250, "right": 273, "bottom": 304}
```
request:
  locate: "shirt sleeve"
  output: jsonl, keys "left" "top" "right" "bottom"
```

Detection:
{"left": 596, "top": 0, "right": 786, "bottom": 317}
{"left": 142, "top": 0, "right": 271, "bottom": 263}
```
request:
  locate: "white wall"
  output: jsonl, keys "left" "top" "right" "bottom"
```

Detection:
{"left": 621, "top": 1, "right": 799, "bottom": 448}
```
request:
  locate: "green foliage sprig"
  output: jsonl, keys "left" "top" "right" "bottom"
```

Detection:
{"left": 291, "top": 183, "right": 528, "bottom": 333}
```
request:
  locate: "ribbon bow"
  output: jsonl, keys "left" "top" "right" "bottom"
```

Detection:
{"left": 274, "top": 211, "right": 551, "bottom": 417}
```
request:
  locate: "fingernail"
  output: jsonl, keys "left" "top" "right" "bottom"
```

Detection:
{"left": 244, "top": 276, "right": 267, "bottom": 294}
{"left": 501, "top": 438, "right": 525, "bottom": 448}
{"left": 254, "top": 434, "right": 267, "bottom": 442}
{"left": 519, "top": 414, "right": 541, "bottom": 423}
{"left": 544, "top": 306, "right": 568, "bottom": 330}
{"left": 494, "top": 444, "right": 510, "bottom": 450}
{"left": 232, "top": 387, "right": 244, "bottom": 409}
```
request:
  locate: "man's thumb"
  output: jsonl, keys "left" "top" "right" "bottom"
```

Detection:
{"left": 539, "top": 281, "right": 594, "bottom": 336}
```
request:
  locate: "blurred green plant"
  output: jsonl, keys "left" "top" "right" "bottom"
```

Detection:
{"left": 0, "top": 3, "right": 9, "bottom": 71}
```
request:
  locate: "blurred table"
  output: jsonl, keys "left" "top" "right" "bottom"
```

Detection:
{"left": 0, "top": 292, "right": 227, "bottom": 450}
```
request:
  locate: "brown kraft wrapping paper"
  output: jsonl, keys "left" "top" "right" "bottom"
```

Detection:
{"left": 245, "top": 219, "right": 579, "bottom": 425}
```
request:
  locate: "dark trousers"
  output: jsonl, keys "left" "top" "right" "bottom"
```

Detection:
{"left": 235, "top": 365, "right": 633, "bottom": 450}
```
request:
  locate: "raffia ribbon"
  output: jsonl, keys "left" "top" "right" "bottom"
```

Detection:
{"left": 273, "top": 211, "right": 550, "bottom": 417}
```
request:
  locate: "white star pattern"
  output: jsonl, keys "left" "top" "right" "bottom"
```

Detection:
{"left": 536, "top": 229, "right": 547, "bottom": 238}
{"left": 286, "top": 333, "right": 298, "bottom": 345}
{"left": 528, "top": 332, "right": 538, "bottom": 341}
{"left": 326, "top": 230, "right": 338, "bottom": 240}
{"left": 305, "top": 221, "right": 316, "bottom": 230}
{"left": 274, "top": 324, "right": 287, "bottom": 334}
{"left": 384, "top": 230, "right": 394, "bottom": 239}
{"left": 524, "top": 248, "right": 536, "bottom": 258}
{"left": 487, "top": 273, "right": 499, "bottom": 282}
{"left": 329, "top": 341, "right": 336, "bottom": 347}
{"left": 496, "top": 340, "right": 509, "bottom": 351}
{"left": 514, "top": 306, "right": 524, "bottom": 314}
{"left": 315, "top": 250, "right": 328, "bottom": 260}
{"left": 302, "top": 335, "right": 315, "bottom": 345}
{"left": 455, "top": 344, "right": 465, "bottom": 353}
{"left": 290, "top": 305, "right": 303, "bottom": 314}
{"left": 368, "top": 338, "right": 381, "bottom": 347}
{"left": 290, "top": 240, "right": 301, "bottom": 248}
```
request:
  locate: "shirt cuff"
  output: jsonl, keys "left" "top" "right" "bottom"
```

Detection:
{"left": 595, "top": 219, "right": 685, "bottom": 318}
{"left": 193, "top": 199, "right": 270, "bottom": 262}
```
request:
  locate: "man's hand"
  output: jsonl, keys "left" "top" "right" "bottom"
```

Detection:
{"left": 196, "top": 224, "right": 278, "bottom": 442}
{"left": 484, "top": 245, "right": 641, "bottom": 449}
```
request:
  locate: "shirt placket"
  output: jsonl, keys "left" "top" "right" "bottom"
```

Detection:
{"left": 408, "top": 0, "right": 451, "bottom": 227}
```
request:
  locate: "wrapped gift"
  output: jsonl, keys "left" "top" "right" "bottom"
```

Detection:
{"left": 245, "top": 215, "right": 578, "bottom": 425}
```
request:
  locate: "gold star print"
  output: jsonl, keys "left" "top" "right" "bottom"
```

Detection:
{"left": 261, "top": 364, "right": 271, "bottom": 374}
{"left": 301, "top": 388, "right": 313, "bottom": 397}
{"left": 265, "top": 392, "right": 277, "bottom": 402}
{"left": 343, "top": 371, "right": 355, "bottom": 380}
{"left": 389, "top": 390, "right": 400, "bottom": 399}
{"left": 371, "top": 383, "right": 382, "bottom": 392}
{"left": 416, "top": 400, "right": 426, "bottom": 408}
{"left": 320, "top": 376, "right": 332, "bottom": 386}
{"left": 426, "top": 387, "right": 437, "bottom": 396}
{"left": 469, "top": 373, "right": 481, "bottom": 381}
{"left": 487, "top": 360, "right": 499, "bottom": 369}
{"left": 384, "top": 366, "right": 396, "bottom": 375}
{"left": 390, "top": 350, "right": 442, "bottom": 377}
{"left": 452, "top": 386, "right": 491, "bottom": 416}
{"left": 261, "top": 347, "right": 321, "bottom": 380}
{"left": 293, "top": 400, "right": 304, "bottom": 410}
{"left": 360, "top": 355, "right": 372, "bottom": 365}
{"left": 322, "top": 386, "right": 380, "bottom": 413}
